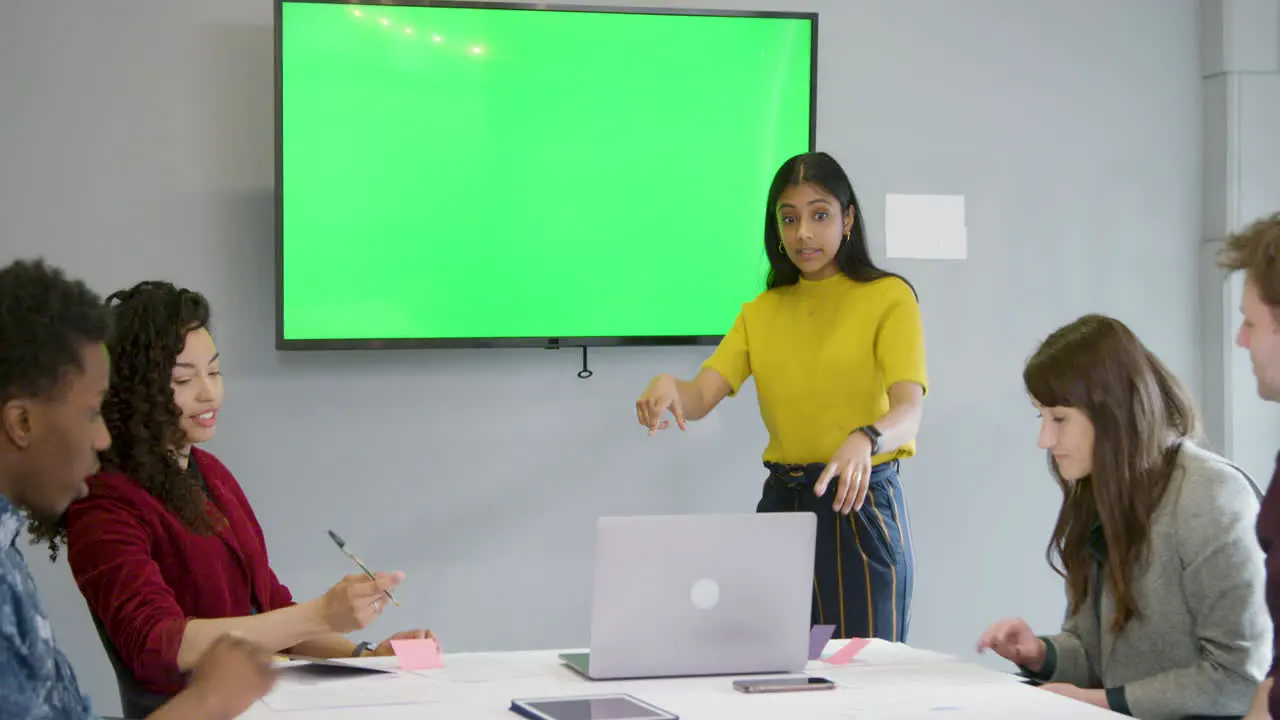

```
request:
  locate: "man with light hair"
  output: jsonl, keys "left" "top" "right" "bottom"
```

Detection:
{"left": 1217, "top": 211, "right": 1280, "bottom": 720}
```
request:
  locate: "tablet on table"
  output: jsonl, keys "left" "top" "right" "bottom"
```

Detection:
{"left": 509, "top": 693, "right": 678, "bottom": 720}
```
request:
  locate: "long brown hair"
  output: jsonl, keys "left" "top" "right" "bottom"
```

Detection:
{"left": 1023, "top": 314, "right": 1201, "bottom": 631}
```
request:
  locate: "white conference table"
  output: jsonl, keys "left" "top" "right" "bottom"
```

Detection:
{"left": 239, "top": 639, "right": 1122, "bottom": 718}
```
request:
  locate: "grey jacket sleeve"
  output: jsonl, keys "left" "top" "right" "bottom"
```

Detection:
{"left": 1018, "top": 590, "right": 1098, "bottom": 687}
{"left": 1038, "top": 614, "right": 1098, "bottom": 688}
{"left": 1121, "top": 467, "right": 1271, "bottom": 720}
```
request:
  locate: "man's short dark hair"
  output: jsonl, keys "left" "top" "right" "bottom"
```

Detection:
{"left": 0, "top": 259, "right": 110, "bottom": 404}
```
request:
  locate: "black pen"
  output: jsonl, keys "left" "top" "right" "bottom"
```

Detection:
{"left": 327, "top": 529, "right": 400, "bottom": 607}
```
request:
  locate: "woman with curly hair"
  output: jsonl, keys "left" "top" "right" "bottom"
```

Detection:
{"left": 36, "top": 281, "right": 434, "bottom": 717}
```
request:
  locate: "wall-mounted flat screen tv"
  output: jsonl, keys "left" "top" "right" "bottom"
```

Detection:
{"left": 276, "top": 0, "right": 817, "bottom": 349}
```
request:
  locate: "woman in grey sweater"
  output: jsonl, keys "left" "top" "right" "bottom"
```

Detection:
{"left": 977, "top": 314, "right": 1271, "bottom": 720}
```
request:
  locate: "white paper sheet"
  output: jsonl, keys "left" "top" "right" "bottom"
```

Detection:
{"left": 885, "top": 193, "right": 968, "bottom": 260}
{"left": 420, "top": 651, "right": 561, "bottom": 683}
{"left": 261, "top": 673, "right": 438, "bottom": 711}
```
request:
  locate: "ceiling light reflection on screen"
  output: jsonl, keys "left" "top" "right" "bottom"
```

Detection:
{"left": 346, "top": 6, "right": 483, "bottom": 55}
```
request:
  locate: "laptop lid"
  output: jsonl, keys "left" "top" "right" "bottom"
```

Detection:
{"left": 583, "top": 512, "right": 815, "bottom": 680}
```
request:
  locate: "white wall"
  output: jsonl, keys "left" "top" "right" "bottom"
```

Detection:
{"left": 1200, "top": 0, "right": 1280, "bottom": 485}
{"left": 0, "top": 1, "right": 1206, "bottom": 716}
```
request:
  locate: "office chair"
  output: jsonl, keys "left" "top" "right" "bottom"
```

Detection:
{"left": 90, "top": 613, "right": 172, "bottom": 719}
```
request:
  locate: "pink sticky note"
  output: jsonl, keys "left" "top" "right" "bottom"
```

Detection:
{"left": 822, "top": 637, "right": 870, "bottom": 665}
{"left": 390, "top": 638, "right": 443, "bottom": 670}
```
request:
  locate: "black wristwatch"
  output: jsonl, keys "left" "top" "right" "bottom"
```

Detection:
{"left": 352, "top": 641, "right": 375, "bottom": 657}
{"left": 853, "top": 425, "right": 882, "bottom": 455}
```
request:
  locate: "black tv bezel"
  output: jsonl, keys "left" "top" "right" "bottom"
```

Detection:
{"left": 274, "top": 0, "right": 819, "bottom": 351}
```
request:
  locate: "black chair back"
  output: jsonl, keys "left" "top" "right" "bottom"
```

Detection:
{"left": 90, "top": 613, "right": 172, "bottom": 719}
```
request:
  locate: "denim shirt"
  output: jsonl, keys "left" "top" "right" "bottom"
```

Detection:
{"left": 0, "top": 495, "right": 96, "bottom": 719}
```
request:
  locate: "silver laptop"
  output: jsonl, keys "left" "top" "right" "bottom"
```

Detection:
{"left": 559, "top": 511, "right": 816, "bottom": 680}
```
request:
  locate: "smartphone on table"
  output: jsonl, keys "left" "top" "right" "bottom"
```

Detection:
{"left": 732, "top": 676, "right": 836, "bottom": 693}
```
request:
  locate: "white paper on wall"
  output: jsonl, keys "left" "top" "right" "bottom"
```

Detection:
{"left": 884, "top": 193, "right": 967, "bottom": 260}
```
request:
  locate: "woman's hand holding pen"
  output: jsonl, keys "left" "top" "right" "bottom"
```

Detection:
{"left": 318, "top": 571, "right": 405, "bottom": 633}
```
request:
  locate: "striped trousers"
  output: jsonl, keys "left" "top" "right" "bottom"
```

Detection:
{"left": 757, "top": 460, "right": 915, "bottom": 642}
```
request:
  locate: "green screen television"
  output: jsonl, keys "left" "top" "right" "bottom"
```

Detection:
{"left": 275, "top": 1, "right": 817, "bottom": 350}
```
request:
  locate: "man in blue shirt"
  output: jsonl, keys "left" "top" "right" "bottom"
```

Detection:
{"left": 0, "top": 258, "right": 276, "bottom": 719}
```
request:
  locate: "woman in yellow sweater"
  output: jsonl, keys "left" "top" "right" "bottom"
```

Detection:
{"left": 636, "top": 151, "right": 928, "bottom": 641}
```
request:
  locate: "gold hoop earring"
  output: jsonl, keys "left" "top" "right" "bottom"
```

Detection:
{"left": 778, "top": 240, "right": 785, "bottom": 254}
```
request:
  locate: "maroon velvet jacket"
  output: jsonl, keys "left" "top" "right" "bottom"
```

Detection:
{"left": 1262, "top": 451, "right": 1280, "bottom": 718}
{"left": 63, "top": 447, "right": 295, "bottom": 696}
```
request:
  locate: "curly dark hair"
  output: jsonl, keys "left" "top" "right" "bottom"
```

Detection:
{"left": 0, "top": 259, "right": 110, "bottom": 406}
{"left": 29, "top": 280, "right": 221, "bottom": 560}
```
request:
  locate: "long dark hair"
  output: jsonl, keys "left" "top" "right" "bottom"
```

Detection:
{"left": 28, "top": 281, "right": 221, "bottom": 560}
{"left": 1023, "top": 314, "right": 1201, "bottom": 631}
{"left": 763, "top": 151, "right": 910, "bottom": 295}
